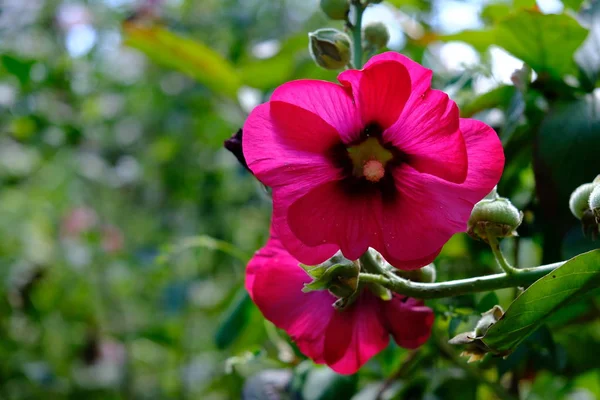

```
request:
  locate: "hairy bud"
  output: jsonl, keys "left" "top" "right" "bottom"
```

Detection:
{"left": 309, "top": 28, "right": 351, "bottom": 70}
{"left": 569, "top": 182, "right": 596, "bottom": 220}
{"left": 590, "top": 184, "right": 600, "bottom": 221}
{"left": 467, "top": 197, "right": 522, "bottom": 242}
{"left": 363, "top": 22, "right": 390, "bottom": 49}
{"left": 319, "top": 0, "right": 350, "bottom": 20}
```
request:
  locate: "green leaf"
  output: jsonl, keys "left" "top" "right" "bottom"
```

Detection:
{"left": 575, "top": 1, "right": 600, "bottom": 90}
{"left": 432, "top": 10, "right": 587, "bottom": 79}
{"left": 1, "top": 55, "right": 34, "bottom": 86}
{"left": 495, "top": 10, "right": 588, "bottom": 79}
{"left": 476, "top": 291, "right": 500, "bottom": 314}
{"left": 481, "top": 249, "right": 600, "bottom": 354}
{"left": 215, "top": 289, "right": 255, "bottom": 349}
{"left": 123, "top": 21, "right": 241, "bottom": 98}
{"left": 460, "top": 85, "right": 515, "bottom": 117}
{"left": 535, "top": 91, "right": 600, "bottom": 218}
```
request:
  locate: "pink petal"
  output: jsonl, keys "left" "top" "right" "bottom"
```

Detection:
{"left": 380, "top": 296, "right": 434, "bottom": 349}
{"left": 243, "top": 103, "right": 341, "bottom": 188}
{"left": 270, "top": 101, "right": 341, "bottom": 153}
{"left": 323, "top": 293, "right": 389, "bottom": 374}
{"left": 362, "top": 52, "right": 433, "bottom": 100}
{"left": 455, "top": 118, "right": 506, "bottom": 202}
{"left": 245, "top": 230, "right": 287, "bottom": 299}
{"left": 378, "top": 119, "right": 504, "bottom": 270}
{"left": 338, "top": 60, "right": 411, "bottom": 130}
{"left": 286, "top": 181, "right": 383, "bottom": 261}
{"left": 384, "top": 89, "right": 468, "bottom": 183}
{"left": 270, "top": 80, "right": 362, "bottom": 143}
{"left": 249, "top": 239, "right": 336, "bottom": 362}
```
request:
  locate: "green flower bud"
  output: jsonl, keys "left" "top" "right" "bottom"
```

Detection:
{"left": 569, "top": 182, "right": 596, "bottom": 220}
{"left": 319, "top": 0, "right": 349, "bottom": 20}
{"left": 301, "top": 253, "right": 359, "bottom": 299}
{"left": 467, "top": 197, "right": 522, "bottom": 242}
{"left": 309, "top": 28, "right": 352, "bottom": 70}
{"left": 590, "top": 184, "right": 600, "bottom": 220}
{"left": 363, "top": 22, "right": 390, "bottom": 49}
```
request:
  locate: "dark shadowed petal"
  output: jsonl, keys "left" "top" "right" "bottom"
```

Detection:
{"left": 338, "top": 60, "right": 411, "bottom": 130}
{"left": 323, "top": 293, "right": 389, "bottom": 374}
{"left": 270, "top": 79, "right": 362, "bottom": 143}
{"left": 272, "top": 186, "right": 340, "bottom": 266}
{"left": 380, "top": 296, "right": 434, "bottom": 349}
{"left": 384, "top": 89, "right": 468, "bottom": 184}
{"left": 286, "top": 181, "right": 383, "bottom": 262}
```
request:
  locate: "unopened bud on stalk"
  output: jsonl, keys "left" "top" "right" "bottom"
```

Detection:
{"left": 363, "top": 22, "right": 390, "bottom": 49}
{"left": 300, "top": 252, "right": 359, "bottom": 299}
{"left": 309, "top": 28, "right": 352, "bottom": 70}
{"left": 569, "top": 182, "right": 596, "bottom": 220}
{"left": 467, "top": 196, "right": 522, "bottom": 242}
{"left": 590, "top": 184, "right": 600, "bottom": 221}
{"left": 319, "top": 0, "right": 349, "bottom": 20}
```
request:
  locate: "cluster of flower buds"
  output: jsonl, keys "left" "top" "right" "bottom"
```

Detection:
{"left": 569, "top": 175, "right": 600, "bottom": 238}
{"left": 310, "top": 0, "right": 390, "bottom": 69}
{"left": 467, "top": 188, "right": 522, "bottom": 243}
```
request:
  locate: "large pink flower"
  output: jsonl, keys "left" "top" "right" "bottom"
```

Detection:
{"left": 243, "top": 52, "right": 504, "bottom": 269}
{"left": 246, "top": 234, "right": 434, "bottom": 375}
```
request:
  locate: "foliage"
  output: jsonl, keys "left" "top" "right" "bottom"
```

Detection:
{"left": 0, "top": 0, "right": 599, "bottom": 399}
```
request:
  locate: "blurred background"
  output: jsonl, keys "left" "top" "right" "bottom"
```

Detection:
{"left": 1, "top": 0, "right": 600, "bottom": 399}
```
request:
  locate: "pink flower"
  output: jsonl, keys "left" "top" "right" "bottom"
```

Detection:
{"left": 243, "top": 52, "right": 504, "bottom": 269}
{"left": 246, "top": 234, "right": 434, "bottom": 375}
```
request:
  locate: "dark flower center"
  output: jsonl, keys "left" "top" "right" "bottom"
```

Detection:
{"left": 329, "top": 123, "right": 406, "bottom": 202}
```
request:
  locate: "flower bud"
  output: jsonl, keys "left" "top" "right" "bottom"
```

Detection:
{"left": 569, "top": 182, "right": 596, "bottom": 220}
{"left": 301, "top": 253, "right": 359, "bottom": 299}
{"left": 590, "top": 184, "right": 600, "bottom": 220}
{"left": 467, "top": 197, "right": 522, "bottom": 242}
{"left": 319, "top": 0, "right": 349, "bottom": 20}
{"left": 309, "top": 29, "right": 351, "bottom": 70}
{"left": 448, "top": 305, "right": 504, "bottom": 362}
{"left": 363, "top": 22, "right": 390, "bottom": 49}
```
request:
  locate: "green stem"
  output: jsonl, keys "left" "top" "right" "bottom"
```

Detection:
{"left": 350, "top": 0, "right": 365, "bottom": 68}
{"left": 487, "top": 232, "right": 519, "bottom": 275}
{"left": 358, "top": 250, "right": 562, "bottom": 299}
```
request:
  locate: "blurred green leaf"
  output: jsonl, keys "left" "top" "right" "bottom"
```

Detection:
{"left": 1, "top": 54, "right": 34, "bottom": 86}
{"left": 460, "top": 85, "right": 515, "bottom": 117}
{"left": 575, "top": 1, "right": 600, "bottom": 90}
{"left": 215, "top": 289, "right": 255, "bottom": 349}
{"left": 482, "top": 249, "right": 600, "bottom": 354}
{"left": 476, "top": 292, "right": 500, "bottom": 314}
{"left": 495, "top": 10, "right": 588, "bottom": 79}
{"left": 429, "top": 10, "right": 587, "bottom": 80}
{"left": 123, "top": 22, "right": 241, "bottom": 98}
{"left": 534, "top": 91, "right": 600, "bottom": 226}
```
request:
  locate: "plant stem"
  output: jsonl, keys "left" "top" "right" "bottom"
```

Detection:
{"left": 358, "top": 250, "right": 562, "bottom": 299}
{"left": 487, "top": 229, "right": 519, "bottom": 275}
{"left": 350, "top": 0, "right": 365, "bottom": 68}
